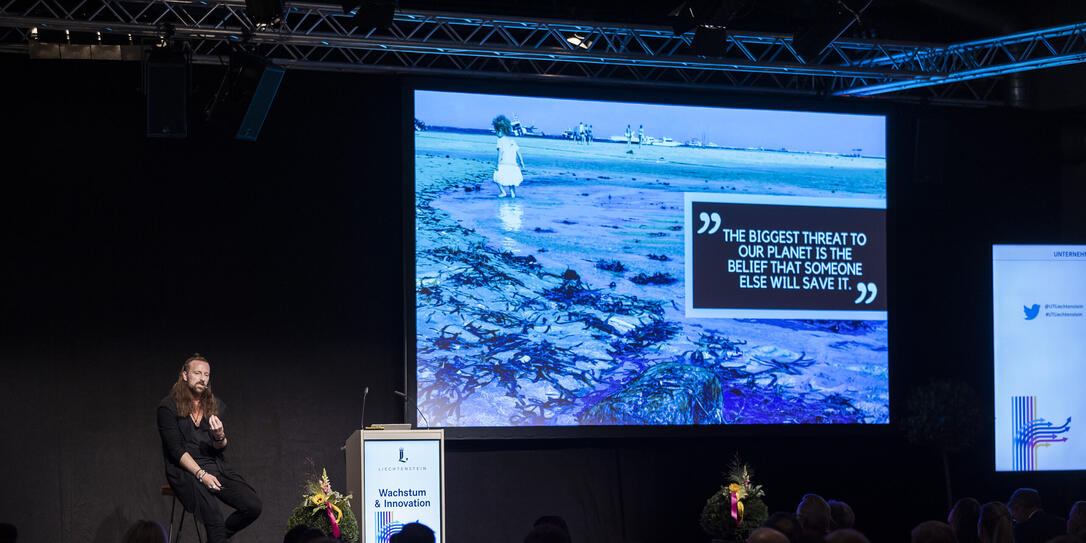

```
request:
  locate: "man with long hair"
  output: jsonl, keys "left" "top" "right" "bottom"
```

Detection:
{"left": 156, "top": 354, "right": 261, "bottom": 542}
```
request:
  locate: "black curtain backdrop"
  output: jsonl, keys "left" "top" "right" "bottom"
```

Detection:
{"left": 1, "top": 56, "right": 1083, "bottom": 543}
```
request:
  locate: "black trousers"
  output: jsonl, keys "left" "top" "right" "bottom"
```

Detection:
{"left": 176, "top": 465, "right": 262, "bottom": 543}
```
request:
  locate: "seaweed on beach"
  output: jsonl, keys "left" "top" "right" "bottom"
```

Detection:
{"left": 629, "top": 272, "right": 678, "bottom": 285}
{"left": 413, "top": 151, "right": 884, "bottom": 426}
{"left": 556, "top": 311, "right": 619, "bottom": 337}
{"left": 804, "top": 320, "right": 878, "bottom": 334}
{"left": 595, "top": 259, "right": 628, "bottom": 273}
{"left": 541, "top": 269, "right": 665, "bottom": 317}
{"left": 580, "top": 353, "right": 865, "bottom": 425}
{"left": 735, "top": 319, "right": 882, "bottom": 336}
{"left": 497, "top": 250, "right": 543, "bottom": 272}
{"left": 580, "top": 362, "right": 725, "bottom": 425}
{"left": 748, "top": 351, "right": 816, "bottom": 376}
{"left": 542, "top": 270, "right": 604, "bottom": 308}
{"left": 691, "top": 332, "right": 747, "bottom": 361}
{"left": 417, "top": 284, "right": 443, "bottom": 304}
{"left": 610, "top": 318, "right": 680, "bottom": 355}
{"left": 596, "top": 295, "right": 666, "bottom": 317}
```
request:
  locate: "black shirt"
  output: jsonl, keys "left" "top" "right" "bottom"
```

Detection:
{"left": 156, "top": 394, "right": 229, "bottom": 470}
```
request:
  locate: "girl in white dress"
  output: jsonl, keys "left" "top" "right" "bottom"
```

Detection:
{"left": 492, "top": 115, "right": 525, "bottom": 198}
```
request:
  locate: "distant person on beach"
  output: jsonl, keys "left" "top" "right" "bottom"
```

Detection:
{"left": 492, "top": 115, "right": 525, "bottom": 198}
{"left": 586, "top": 124, "right": 593, "bottom": 145}
{"left": 638, "top": 124, "right": 644, "bottom": 147}
{"left": 625, "top": 124, "right": 633, "bottom": 153}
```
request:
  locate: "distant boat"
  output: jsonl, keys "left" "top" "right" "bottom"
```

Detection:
{"left": 511, "top": 116, "right": 545, "bottom": 137}
{"left": 609, "top": 135, "right": 680, "bottom": 146}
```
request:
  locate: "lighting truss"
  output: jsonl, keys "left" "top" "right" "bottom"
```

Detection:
{"left": 1, "top": 0, "right": 1085, "bottom": 103}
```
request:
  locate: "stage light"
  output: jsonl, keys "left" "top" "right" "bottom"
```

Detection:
{"left": 692, "top": 25, "right": 727, "bottom": 57}
{"left": 565, "top": 34, "right": 593, "bottom": 49}
{"left": 346, "top": 0, "right": 396, "bottom": 33}
{"left": 244, "top": 0, "right": 284, "bottom": 27}
{"left": 792, "top": 0, "right": 872, "bottom": 63}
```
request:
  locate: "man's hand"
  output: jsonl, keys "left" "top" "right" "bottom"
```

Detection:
{"left": 209, "top": 415, "right": 225, "bottom": 440}
{"left": 201, "top": 472, "right": 223, "bottom": 492}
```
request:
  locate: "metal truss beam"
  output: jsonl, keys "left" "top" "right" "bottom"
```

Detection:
{"left": 0, "top": 0, "right": 1084, "bottom": 103}
{"left": 835, "top": 22, "right": 1086, "bottom": 96}
{"left": 0, "top": 0, "right": 943, "bottom": 93}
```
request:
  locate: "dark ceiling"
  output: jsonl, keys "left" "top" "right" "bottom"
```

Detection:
{"left": 399, "top": 0, "right": 1086, "bottom": 45}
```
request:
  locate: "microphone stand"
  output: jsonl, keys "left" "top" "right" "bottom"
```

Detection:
{"left": 394, "top": 390, "right": 430, "bottom": 429}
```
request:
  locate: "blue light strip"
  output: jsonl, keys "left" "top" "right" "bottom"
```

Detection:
{"left": 836, "top": 22, "right": 1086, "bottom": 96}
{"left": 855, "top": 22, "right": 1086, "bottom": 68}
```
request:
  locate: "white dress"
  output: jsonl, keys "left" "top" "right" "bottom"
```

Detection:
{"left": 493, "top": 136, "right": 523, "bottom": 186}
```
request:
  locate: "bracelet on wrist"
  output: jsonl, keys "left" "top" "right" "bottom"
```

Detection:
{"left": 213, "top": 434, "right": 226, "bottom": 442}
{"left": 196, "top": 469, "right": 206, "bottom": 481}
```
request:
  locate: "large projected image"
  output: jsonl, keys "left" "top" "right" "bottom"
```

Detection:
{"left": 993, "top": 245, "right": 1085, "bottom": 471}
{"left": 414, "top": 90, "right": 888, "bottom": 427}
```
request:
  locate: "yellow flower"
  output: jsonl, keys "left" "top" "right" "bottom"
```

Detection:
{"left": 311, "top": 493, "right": 326, "bottom": 505}
{"left": 728, "top": 483, "right": 742, "bottom": 493}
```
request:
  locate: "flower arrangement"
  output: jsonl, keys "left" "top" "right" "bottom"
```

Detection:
{"left": 700, "top": 456, "right": 769, "bottom": 542}
{"left": 287, "top": 467, "right": 359, "bottom": 542}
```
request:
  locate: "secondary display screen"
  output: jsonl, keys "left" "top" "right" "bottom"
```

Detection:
{"left": 414, "top": 89, "right": 888, "bottom": 427}
{"left": 993, "top": 245, "right": 1085, "bottom": 471}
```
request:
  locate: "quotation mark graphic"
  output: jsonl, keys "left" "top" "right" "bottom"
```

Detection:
{"left": 697, "top": 212, "right": 722, "bottom": 234}
{"left": 853, "top": 282, "right": 877, "bottom": 304}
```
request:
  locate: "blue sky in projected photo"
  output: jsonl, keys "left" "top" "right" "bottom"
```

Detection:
{"left": 415, "top": 90, "right": 886, "bottom": 157}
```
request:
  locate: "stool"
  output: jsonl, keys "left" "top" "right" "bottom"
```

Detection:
{"left": 162, "top": 484, "right": 204, "bottom": 543}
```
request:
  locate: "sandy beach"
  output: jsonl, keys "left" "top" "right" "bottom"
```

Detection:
{"left": 415, "top": 131, "right": 888, "bottom": 427}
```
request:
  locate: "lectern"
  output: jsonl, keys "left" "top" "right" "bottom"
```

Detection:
{"left": 344, "top": 428, "right": 446, "bottom": 543}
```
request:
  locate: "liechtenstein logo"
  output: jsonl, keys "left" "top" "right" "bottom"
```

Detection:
{"left": 1012, "top": 395, "right": 1071, "bottom": 471}
{"left": 398, "top": 447, "right": 408, "bottom": 463}
{"left": 1023, "top": 304, "right": 1041, "bottom": 320}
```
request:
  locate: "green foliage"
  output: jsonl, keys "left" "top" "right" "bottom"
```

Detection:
{"left": 700, "top": 492, "right": 768, "bottom": 541}
{"left": 287, "top": 503, "right": 359, "bottom": 543}
{"left": 701, "top": 457, "right": 770, "bottom": 541}
{"left": 902, "top": 380, "right": 981, "bottom": 452}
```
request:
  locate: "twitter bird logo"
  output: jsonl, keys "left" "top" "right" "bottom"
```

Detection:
{"left": 1023, "top": 304, "right": 1040, "bottom": 320}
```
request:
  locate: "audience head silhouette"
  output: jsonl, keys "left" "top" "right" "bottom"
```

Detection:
{"left": 1008, "top": 488, "right": 1044, "bottom": 522}
{"left": 911, "top": 520, "right": 956, "bottom": 543}
{"left": 533, "top": 515, "right": 571, "bottom": 542}
{"left": 949, "top": 497, "right": 982, "bottom": 543}
{"left": 825, "top": 528, "right": 871, "bottom": 543}
{"left": 748, "top": 527, "right": 790, "bottom": 543}
{"left": 828, "top": 500, "right": 855, "bottom": 530}
{"left": 0, "top": 523, "right": 15, "bottom": 543}
{"left": 978, "top": 501, "right": 1013, "bottom": 543}
{"left": 283, "top": 525, "right": 327, "bottom": 543}
{"left": 764, "top": 511, "right": 803, "bottom": 543}
{"left": 1069, "top": 501, "right": 1086, "bottom": 536}
{"left": 796, "top": 494, "right": 833, "bottom": 536}
{"left": 524, "top": 523, "right": 571, "bottom": 543}
{"left": 390, "top": 522, "right": 435, "bottom": 543}
{"left": 121, "top": 520, "right": 166, "bottom": 543}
